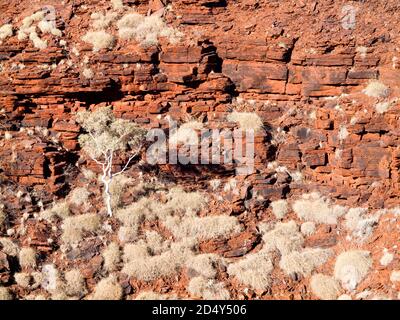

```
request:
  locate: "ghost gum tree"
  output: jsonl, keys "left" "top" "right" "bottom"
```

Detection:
{"left": 76, "top": 107, "right": 147, "bottom": 216}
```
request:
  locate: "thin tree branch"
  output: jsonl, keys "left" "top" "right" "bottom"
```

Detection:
{"left": 112, "top": 147, "right": 142, "bottom": 178}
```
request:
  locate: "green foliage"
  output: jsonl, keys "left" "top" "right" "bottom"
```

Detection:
{"left": 76, "top": 106, "right": 146, "bottom": 160}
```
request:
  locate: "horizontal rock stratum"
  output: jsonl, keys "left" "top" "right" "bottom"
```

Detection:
{"left": 0, "top": 0, "right": 399, "bottom": 301}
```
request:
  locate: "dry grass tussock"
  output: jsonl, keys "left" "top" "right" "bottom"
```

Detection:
{"left": 279, "top": 248, "right": 333, "bottom": 276}
{"left": 61, "top": 213, "right": 101, "bottom": 245}
{"left": 122, "top": 238, "right": 196, "bottom": 281}
{"left": 259, "top": 220, "right": 304, "bottom": 256}
{"left": 163, "top": 215, "right": 242, "bottom": 241}
{"left": 188, "top": 276, "right": 230, "bottom": 300}
{"left": 69, "top": 187, "right": 91, "bottom": 207}
{"left": 64, "top": 269, "right": 86, "bottom": 296}
{"left": 91, "top": 275, "right": 122, "bottom": 300}
{"left": 0, "top": 287, "right": 12, "bottom": 300}
{"left": 185, "top": 254, "right": 222, "bottom": 279}
{"left": 310, "top": 274, "right": 341, "bottom": 300}
{"left": 292, "top": 192, "right": 347, "bottom": 224}
{"left": 227, "top": 250, "right": 273, "bottom": 290}
{"left": 19, "top": 247, "right": 37, "bottom": 269}
{"left": 0, "top": 24, "right": 13, "bottom": 42}
{"left": 227, "top": 111, "right": 264, "bottom": 131}
{"left": 362, "top": 80, "right": 390, "bottom": 98}
{"left": 102, "top": 242, "right": 121, "bottom": 272}
{"left": 0, "top": 238, "right": 19, "bottom": 256}
{"left": 0, "top": 205, "right": 5, "bottom": 227}
{"left": 334, "top": 250, "right": 372, "bottom": 291}
{"left": 82, "top": 31, "right": 115, "bottom": 52}
{"left": 117, "top": 12, "right": 182, "bottom": 47}
{"left": 270, "top": 199, "right": 288, "bottom": 219}
{"left": 40, "top": 201, "right": 70, "bottom": 221}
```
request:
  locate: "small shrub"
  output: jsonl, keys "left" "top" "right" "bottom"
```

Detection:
{"left": 390, "top": 270, "right": 400, "bottom": 283}
{"left": 270, "top": 199, "right": 288, "bottom": 219}
{"left": 334, "top": 250, "right": 372, "bottom": 291}
{"left": 111, "top": 0, "right": 124, "bottom": 10}
{"left": 292, "top": 192, "right": 347, "bottom": 225}
{"left": 14, "top": 272, "right": 31, "bottom": 288}
{"left": 260, "top": 220, "right": 304, "bottom": 256}
{"left": 0, "top": 287, "right": 12, "bottom": 300}
{"left": 0, "top": 238, "right": 19, "bottom": 256}
{"left": 82, "top": 168, "right": 97, "bottom": 180}
{"left": 117, "top": 13, "right": 144, "bottom": 35}
{"left": 0, "top": 205, "right": 5, "bottom": 227}
{"left": 122, "top": 240, "right": 194, "bottom": 281}
{"left": 61, "top": 213, "right": 101, "bottom": 245}
{"left": 91, "top": 12, "right": 118, "bottom": 30}
{"left": 117, "top": 12, "right": 182, "bottom": 47}
{"left": 19, "top": 247, "right": 37, "bottom": 269}
{"left": 362, "top": 80, "right": 390, "bottom": 98}
{"left": 29, "top": 31, "right": 47, "bottom": 49}
{"left": 116, "top": 198, "right": 153, "bottom": 225}
{"left": 31, "top": 272, "right": 43, "bottom": 289}
{"left": 209, "top": 179, "right": 221, "bottom": 191}
{"left": 338, "top": 125, "right": 348, "bottom": 142}
{"left": 165, "top": 187, "right": 207, "bottom": 216}
{"left": 69, "top": 187, "right": 91, "bottom": 206}
{"left": 375, "top": 101, "right": 390, "bottom": 114}
{"left": 37, "top": 20, "right": 62, "bottom": 37}
{"left": 187, "top": 276, "right": 230, "bottom": 300}
{"left": 379, "top": 248, "right": 393, "bottom": 267}
{"left": 103, "top": 242, "right": 121, "bottom": 272}
{"left": 40, "top": 201, "right": 70, "bottom": 221}
{"left": 0, "top": 24, "right": 13, "bottom": 42}
{"left": 82, "top": 68, "right": 94, "bottom": 79}
{"left": 344, "top": 208, "right": 379, "bottom": 241}
{"left": 356, "top": 46, "right": 368, "bottom": 59}
{"left": 227, "top": 251, "right": 273, "bottom": 290}
{"left": 118, "top": 226, "right": 138, "bottom": 243}
{"left": 122, "top": 251, "right": 181, "bottom": 280}
{"left": 17, "top": 10, "right": 46, "bottom": 42}
{"left": 21, "top": 11, "right": 45, "bottom": 29}
{"left": 300, "top": 221, "right": 316, "bottom": 236}
{"left": 51, "top": 290, "right": 68, "bottom": 300}
{"left": 108, "top": 174, "right": 132, "bottom": 210}
{"left": 64, "top": 269, "right": 86, "bottom": 296}
{"left": 163, "top": 215, "right": 242, "bottom": 241}
{"left": 310, "top": 274, "right": 341, "bottom": 300}
{"left": 185, "top": 254, "right": 221, "bottom": 279}
{"left": 91, "top": 275, "right": 122, "bottom": 300}
{"left": 144, "top": 231, "right": 170, "bottom": 255}
{"left": 279, "top": 248, "right": 332, "bottom": 277}
{"left": 123, "top": 243, "right": 150, "bottom": 263}
{"left": 169, "top": 121, "right": 203, "bottom": 145}
{"left": 82, "top": 31, "right": 115, "bottom": 52}
{"left": 227, "top": 111, "right": 263, "bottom": 131}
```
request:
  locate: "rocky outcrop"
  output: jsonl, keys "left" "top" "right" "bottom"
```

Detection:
{"left": 0, "top": 0, "right": 400, "bottom": 301}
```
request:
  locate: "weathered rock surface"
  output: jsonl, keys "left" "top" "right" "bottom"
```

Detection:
{"left": 0, "top": 0, "right": 399, "bottom": 300}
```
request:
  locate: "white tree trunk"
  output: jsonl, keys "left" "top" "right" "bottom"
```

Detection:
{"left": 101, "top": 153, "right": 114, "bottom": 217}
{"left": 93, "top": 151, "right": 139, "bottom": 217}
{"left": 102, "top": 175, "right": 113, "bottom": 217}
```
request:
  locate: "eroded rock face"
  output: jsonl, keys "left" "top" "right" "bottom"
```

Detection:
{"left": 0, "top": 0, "right": 399, "bottom": 300}
{"left": 0, "top": 0, "right": 398, "bottom": 206}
